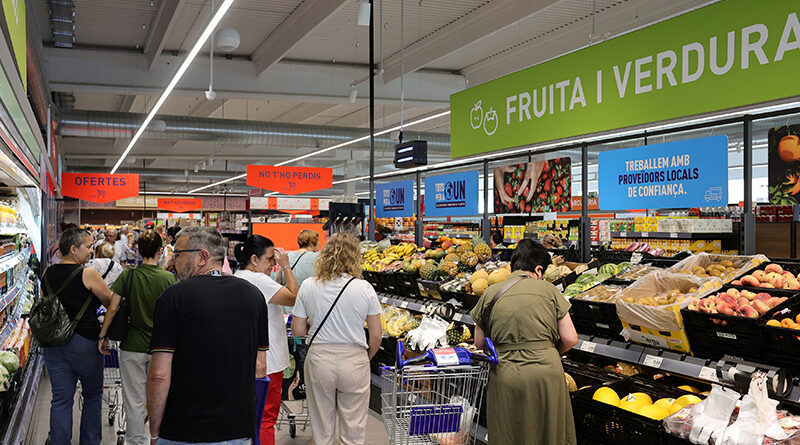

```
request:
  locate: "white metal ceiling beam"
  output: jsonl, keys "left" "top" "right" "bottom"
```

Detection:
{"left": 251, "top": 0, "right": 350, "bottom": 76}
{"left": 188, "top": 98, "right": 229, "bottom": 117}
{"left": 43, "top": 47, "right": 462, "bottom": 107}
{"left": 382, "top": 0, "right": 560, "bottom": 83}
{"left": 143, "top": 0, "right": 186, "bottom": 70}
{"left": 463, "top": 0, "right": 713, "bottom": 85}
{"left": 117, "top": 95, "right": 138, "bottom": 112}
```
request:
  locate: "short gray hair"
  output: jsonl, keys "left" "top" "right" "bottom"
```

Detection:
{"left": 175, "top": 226, "right": 226, "bottom": 265}
{"left": 59, "top": 227, "right": 91, "bottom": 256}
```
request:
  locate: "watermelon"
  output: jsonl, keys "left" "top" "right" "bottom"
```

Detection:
{"left": 564, "top": 283, "right": 584, "bottom": 297}
{"left": 596, "top": 273, "right": 612, "bottom": 282}
{"left": 599, "top": 264, "right": 618, "bottom": 276}
{"left": 576, "top": 273, "right": 597, "bottom": 285}
{"left": 617, "top": 262, "right": 632, "bottom": 273}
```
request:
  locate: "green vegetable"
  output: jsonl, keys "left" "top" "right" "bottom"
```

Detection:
{"left": 0, "top": 351, "right": 19, "bottom": 373}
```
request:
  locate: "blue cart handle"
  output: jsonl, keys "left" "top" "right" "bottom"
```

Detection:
{"left": 396, "top": 338, "right": 499, "bottom": 369}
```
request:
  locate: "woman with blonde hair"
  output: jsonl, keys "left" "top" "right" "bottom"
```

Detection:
{"left": 274, "top": 229, "right": 321, "bottom": 313}
{"left": 291, "top": 233, "right": 382, "bottom": 445}
{"left": 87, "top": 241, "right": 124, "bottom": 287}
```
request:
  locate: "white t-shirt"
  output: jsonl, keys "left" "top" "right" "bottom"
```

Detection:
{"left": 233, "top": 269, "right": 290, "bottom": 375}
{"left": 87, "top": 258, "right": 123, "bottom": 288}
{"left": 293, "top": 275, "right": 381, "bottom": 349}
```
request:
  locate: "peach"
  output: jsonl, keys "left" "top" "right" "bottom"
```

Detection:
{"left": 766, "top": 272, "right": 784, "bottom": 285}
{"left": 699, "top": 299, "right": 716, "bottom": 313}
{"left": 754, "top": 293, "right": 772, "bottom": 302}
{"left": 767, "top": 297, "right": 782, "bottom": 308}
{"left": 740, "top": 276, "right": 760, "bottom": 287}
{"left": 788, "top": 279, "right": 800, "bottom": 290}
{"left": 741, "top": 290, "right": 757, "bottom": 301}
{"left": 753, "top": 271, "right": 768, "bottom": 282}
{"left": 765, "top": 264, "right": 784, "bottom": 274}
{"left": 737, "top": 305, "right": 758, "bottom": 318}
{"left": 726, "top": 289, "right": 741, "bottom": 299}
{"left": 718, "top": 294, "right": 736, "bottom": 306}
{"left": 783, "top": 271, "right": 796, "bottom": 279}
{"left": 736, "top": 297, "right": 750, "bottom": 308}
{"left": 754, "top": 300, "right": 771, "bottom": 315}
{"left": 760, "top": 283, "right": 775, "bottom": 288}
{"left": 731, "top": 280, "right": 743, "bottom": 286}
{"left": 718, "top": 305, "right": 736, "bottom": 316}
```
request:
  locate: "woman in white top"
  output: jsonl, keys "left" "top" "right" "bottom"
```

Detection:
{"left": 232, "top": 235, "right": 298, "bottom": 445}
{"left": 86, "top": 242, "right": 123, "bottom": 288}
{"left": 292, "top": 233, "right": 383, "bottom": 445}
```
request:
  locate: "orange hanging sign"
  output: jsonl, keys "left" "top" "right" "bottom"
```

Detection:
{"left": 158, "top": 198, "right": 202, "bottom": 213}
{"left": 61, "top": 173, "right": 139, "bottom": 204}
{"left": 246, "top": 165, "right": 333, "bottom": 195}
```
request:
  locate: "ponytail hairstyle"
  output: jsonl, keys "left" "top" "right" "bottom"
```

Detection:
{"left": 234, "top": 235, "right": 274, "bottom": 268}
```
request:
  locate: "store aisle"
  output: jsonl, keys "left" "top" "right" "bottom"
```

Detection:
{"left": 26, "top": 370, "right": 390, "bottom": 444}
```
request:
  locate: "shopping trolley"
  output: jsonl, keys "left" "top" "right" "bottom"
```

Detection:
{"left": 100, "top": 341, "right": 126, "bottom": 445}
{"left": 380, "top": 339, "right": 498, "bottom": 445}
{"left": 276, "top": 315, "right": 309, "bottom": 438}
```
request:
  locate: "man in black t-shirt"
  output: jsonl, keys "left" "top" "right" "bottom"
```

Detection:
{"left": 147, "top": 227, "right": 268, "bottom": 444}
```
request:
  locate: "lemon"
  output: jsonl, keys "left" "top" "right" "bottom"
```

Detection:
{"left": 628, "top": 392, "right": 653, "bottom": 405}
{"left": 677, "top": 385, "right": 700, "bottom": 394}
{"left": 592, "top": 387, "right": 620, "bottom": 406}
{"left": 619, "top": 398, "right": 650, "bottom": 413}
{"left": 654, "top": 398, "right": 676, "bottom": 410}
{"left": 671, "top": 394, "right": 702, "bottom": 413}
{"left": 638, "top": 404, "right": 671, "bottom": 420}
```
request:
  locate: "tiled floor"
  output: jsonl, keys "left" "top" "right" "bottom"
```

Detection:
{"left": 26, "top": 370, "right": 390, "bottom": 444}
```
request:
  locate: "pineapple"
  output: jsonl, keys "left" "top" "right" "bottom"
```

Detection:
{"left": 456, "top": 243, "right": 473, "bottom": 254}
{"left": 439, "top": 260, "right": 458, "bottom": 277}
{"left": 474, "top": 242, "right": 492, "bottom": 261}
{"left": 444, "top": 253, "right": 460, "bottom": 264}
{"left": 420, "top": 262, "right": 438, "bottom": 281}
{"left": 460, "top": 251, "right": 479, "bottom": 268}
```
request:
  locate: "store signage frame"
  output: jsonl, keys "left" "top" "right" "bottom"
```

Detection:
{"left": 450, "top": 0, "right": 800, "bottom": 158}
{"left": 423, "top": 171, "right": 480, "bottom": 217}
{"left": 157, "top": 198, "right": 202, "bottom": 213}
{"left": 62, "top": 173, "right": 139, "bottom": 204}
{"left": 246, "top": 165, "right": 333, "bottom": 195}
{"left": 376, "top": 180, "right": 414, "bottom": 217}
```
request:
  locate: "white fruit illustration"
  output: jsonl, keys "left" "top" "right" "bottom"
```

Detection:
{"left": 470, "top": 101, "right": 483, "bottom": 129}
{"left": 483, "top": 107, "right": 498, "bottom": 136}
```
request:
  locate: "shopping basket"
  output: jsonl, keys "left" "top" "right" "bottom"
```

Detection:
{"left": 380, "top": 339, "right": 498, "bottom": 445}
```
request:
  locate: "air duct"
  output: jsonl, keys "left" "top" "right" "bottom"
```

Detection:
{"left": 57, "top": 110, "right": 450, "bottom": 150}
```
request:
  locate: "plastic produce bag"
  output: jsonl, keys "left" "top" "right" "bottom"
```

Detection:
{"left": 430, "top": 396, "right": 475, "bottom": 445}
{"left": 720, "top": 373, "right": 788, "bottom": 445}
{"left": 616, "top": 270, "right": 721, "bottom": 333}
{"left": 689, "top": 384, "right": 740, "bottom": 444}
{"left": 405, "top": 315, "right": 449, "bottom": 351}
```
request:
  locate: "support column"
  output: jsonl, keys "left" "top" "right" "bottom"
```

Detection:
{"left": 743, "top": 116, "right": 755, "bottom": 255}
{"left": 580, "top": 143, "right": 591, "bottom": 262}
{"left": 367, "top": 0, "right": 376, "bottom": 241}
{"left": 482, "top": 160, "right": 490, "bottom": 242}
{"left": 415, "top": 171, "right": 422, "bottom": 246}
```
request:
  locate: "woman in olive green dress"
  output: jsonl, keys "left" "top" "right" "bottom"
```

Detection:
{"left": 470, "top": 239, "right": 578, "bottom": 445}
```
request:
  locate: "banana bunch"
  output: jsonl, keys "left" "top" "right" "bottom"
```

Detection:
{"left": 363, "top": 249, "right": 381, "bottom": 262}
{"left": 382, "top": 242, "right": 417, "bottom": 261}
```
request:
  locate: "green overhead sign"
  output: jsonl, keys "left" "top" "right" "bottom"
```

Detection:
{"left": 450, "top": 0, "right": 800, "bottom": 158}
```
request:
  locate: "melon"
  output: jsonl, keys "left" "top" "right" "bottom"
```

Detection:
{"left": 472, "top": 278, "right": 488, "bottom": 296}
{"left": 469, "top": 270, "right": 489, "bottom": 284}
{"left": 488, "top": 268, "right": 511, "bottom": 286}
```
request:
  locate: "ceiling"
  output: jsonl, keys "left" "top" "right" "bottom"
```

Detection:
{"left": 34, "top": 0, "right": 715, "bottom": 196}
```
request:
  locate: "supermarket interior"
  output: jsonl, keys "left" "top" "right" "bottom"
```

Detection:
{"left": 0, "top": 0, "right": 798, "bottom": 444}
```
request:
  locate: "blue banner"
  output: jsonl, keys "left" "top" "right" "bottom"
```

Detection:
{"left": 424, "top": 171, "right": 480, "bottom": 216}
{"left": 599, "top": 135, "right": 728, "bottom": 210}
{"left": 376, "top": 180, "right": 414, "bottom": 217}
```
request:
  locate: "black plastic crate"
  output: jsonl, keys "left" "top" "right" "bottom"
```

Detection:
{"left": 439, "top": 290, "right": 480, "bottom": 311}
{"left": 362, "top": 271, "right": 381, "bottom": 290}
{"left": 760, "top": 297, "right": 800, "bottom": 372}
{"left": 729, "top": 261, "right": 800, "bottom": 296}
{"left": 570, "top": 299, "right": 624, "bottom": 341}
{"left": 416, "top": 279, "right": 444, "bottom": 301}
{"left": 680, "top": 286, "right": 798, "bottom": 362}
{"left": 388, "top": 272, "right": 421, "bottom": 297}
{"left": 492, "top": 248, "right": 513, "bottom": 261}
{"left": 573, "top": 378, "right": 695, "bottom": 445}
{"left": 562, "top": 359, "right": 626, "bottom": 393}
{"left": 631, "top": 374, "right": 711, "bottom": 395}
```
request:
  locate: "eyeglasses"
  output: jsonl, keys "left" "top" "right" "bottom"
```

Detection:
{"left": 173, "top": 249, "right": 202, "bottom": 258}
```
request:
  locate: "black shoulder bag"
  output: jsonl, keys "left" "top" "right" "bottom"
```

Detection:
{"left": 30, "top": 266, "right": 90, "bottom": 347}
{"left": 306, "top": 277, "right": 356, "bottom": 348}
{"left": 106, "top": 268, "right": 134, "bottom": 341}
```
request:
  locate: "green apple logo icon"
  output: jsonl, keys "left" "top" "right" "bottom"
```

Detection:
{"left": 483, "top": 107, "right": 498, "bottom": 136}
{"left": 470, "top": 101, "right": 483, "bottom": 129}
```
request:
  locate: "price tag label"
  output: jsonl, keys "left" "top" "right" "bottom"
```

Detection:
{"left": 399, "top": 301, "right": 409, "bottom": 309}
{"left": 669, "top": 232, "right": 679, "bottom": 239}
{"left": 620, "top": 232, "right": 627, "bottom": 237}
{"left": 641, "top": 232, "right": 649, "bottom": 237}
{"left": 596, "top": 323, "right": 610, "bottom": 329}
{"left": 380, "top": 296, "right": 388, "bottom": 304}
{"left": 716, "top": 332, "right": 737, "bottom": 340}
{"left": 631, "top": 252, "right": 643, "bottom": 264}
{"left": 579, "top": 341, "right": 596, "bottom": 353}
{"left": 643, "top": 355, "right": 663, "bottom": 368}
{"left": 556, "top": 283, "right": 564, "bottom": 292}
{"left": 453, "top": 313, "right": 464, "bottom": 322}
{"left": 699, "top": 366, "right": 719, "bottom": 382}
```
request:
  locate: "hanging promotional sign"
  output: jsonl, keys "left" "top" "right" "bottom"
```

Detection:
{"left": 493, "top": 158, "right": 571, "bottom": 213}
{"left": 423, "top": 171, "right": 480, "bottom": 217}
{"left": 62, "top": 173, "right": 139, "bottom": 204}
{"left": 768, "top": 125, "right": 800, "bottom": 204}
{"left": 450, "top": 0, "right": 800, "bottom": 158}
{"left": 157, "top": 198, "right": 202, "bottom": 213}
{"left": 246, "top": 165, "right": 333, "bottom": 195}
{"left": 376, "top": 180, "right": 414, "bottom": 217}
{"left": 598, "top": 135, "right": 728, "bottom": 210}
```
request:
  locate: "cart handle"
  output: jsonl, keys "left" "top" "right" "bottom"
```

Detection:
{"left": 396, "top": 338, "right": 499, "bottom": 369}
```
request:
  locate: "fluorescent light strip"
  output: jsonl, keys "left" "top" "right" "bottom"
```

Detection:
{"left": 110, "top": 0, "right": 236, "bottom": 174}
{"left": 191, "top": 111, "right": 450, "bottom": 193}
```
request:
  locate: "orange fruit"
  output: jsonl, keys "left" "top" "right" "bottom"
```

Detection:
{"left": 767, "top": 319, "right": 782, "bottom": 327}
{"left": 795, "top": 314, "right": 800, "bottom": 324}
{"left": 778, "top": 136, "right": 800, "bottom": 163}
{"left": 782, "top": 318, "right": 794, "bottom": 328}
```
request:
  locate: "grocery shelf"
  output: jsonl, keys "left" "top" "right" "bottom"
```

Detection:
{"left": 2, "top": 351, "right": 43, "bottom": 444}
{"left": 0, "top": 280, "right": 25, "bottom": 317}
{"left": 610, "top": 231, "right": 738, "bottom": 240}
{"left": 0, "top": 289, "right": 27, "bottom": 347}
{"left": 424, "top": 234, "right": 477, "bottom": 240}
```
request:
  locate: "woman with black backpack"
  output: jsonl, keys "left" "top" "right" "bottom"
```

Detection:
{"left": 39, "top": 228, "right": 117, "bottom": 445}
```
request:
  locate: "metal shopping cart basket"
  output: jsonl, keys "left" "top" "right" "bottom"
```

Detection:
{"left": 380, "top": 339, "right": 498, "bottom": 445}
{"left": 276, "top": 315, "right": 309, "bottom": 438}
{"left": 101, "top": 341, "right": 126, "bottom": 445}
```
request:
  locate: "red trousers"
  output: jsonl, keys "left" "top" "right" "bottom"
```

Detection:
{"left": 260, "top": 371, "right": 284, "bottom": 445}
